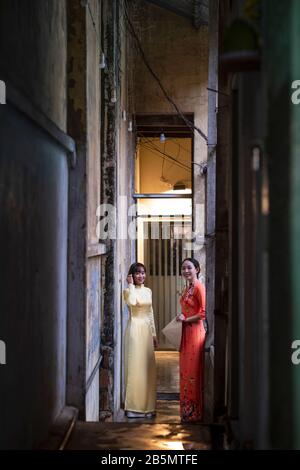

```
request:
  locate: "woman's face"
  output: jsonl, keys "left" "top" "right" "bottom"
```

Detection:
{"left": 181, "top": 260, "right": 198, "bottom": 282}
{"left": 133, "top": 267, "right": 146, "bottom": 285}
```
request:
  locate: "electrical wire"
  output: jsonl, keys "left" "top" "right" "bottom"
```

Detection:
{"left": 139, "top": 143, "right": 190, "bottom": 171}
{"left": 87, "top": 1, "right": 101, "bottom": 49}
{"left": 138, "top": 143, "right": 191, "bottom": 172}
{"left": 84, "top": 0, "right": 119, "bottom": 103}
{"left": 139, "top": 136, "right": 192, "bottom": 170}
{"left": 139, "top": 134, "right": 207, "bottom": 170}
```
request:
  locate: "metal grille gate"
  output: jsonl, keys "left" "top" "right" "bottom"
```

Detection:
{"left": 142, "top": 216, "right": 193, "bottom": 349}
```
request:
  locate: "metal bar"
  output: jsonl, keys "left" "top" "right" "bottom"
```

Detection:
{"left": 164, "top": 236, "right": 169, "bottom": 337}
{"left": 86, "top": 354, "right": 102, "bottom": 393}
{"left": 158, "top": 220, "right": 163, "bottom": 342}
{"left": 170, "top": 218, "right": 175, "bottom": 331}
{"left": 135, "top": 112, "right": 194, "bottom": 127}
{"left": 133, "top": 193, "right": 191, "bottom": 199}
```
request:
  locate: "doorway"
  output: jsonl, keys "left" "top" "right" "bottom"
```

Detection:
{"left": 134, "top": 115, "right": 194, "bottom": 404}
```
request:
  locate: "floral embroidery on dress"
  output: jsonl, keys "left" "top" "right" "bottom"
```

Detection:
{"left": 179, "top": 280, "right": 206, "bottom": 423}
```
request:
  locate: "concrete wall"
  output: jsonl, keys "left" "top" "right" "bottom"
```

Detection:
{"left": 99, "top": 0, "right": 136, "bottom": 421}
{"left": 0, "top": 0, "right": 68, "bottom": 449}
{"left": 133, "top": 2, "right": 208, "bottom": 135}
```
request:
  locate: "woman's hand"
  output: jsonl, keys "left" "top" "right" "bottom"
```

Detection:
{"left": 127, "top": 274, "right": 134, "bottom": 284}
{"left": 176, "top": 313, "right": 186, "bottom": 322}
{"left": 153, "top": 336, "right": 158, "bottom": 349}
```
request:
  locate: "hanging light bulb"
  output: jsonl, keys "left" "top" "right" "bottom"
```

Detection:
{"left": 128, "top": 120, "right": 133, "bottom": 132}
{"left": 99, "top": 52, "right": 106, "bottom": 69}
{"left": 160, "top": 133, "right": 166, "bottom": 143}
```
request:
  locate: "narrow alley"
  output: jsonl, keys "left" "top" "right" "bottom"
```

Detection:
{"left": 1, "top": 0, "right": 300, "bottom": 456}
{"left": 66, "top": 352, "right": 218, "bottom": 450}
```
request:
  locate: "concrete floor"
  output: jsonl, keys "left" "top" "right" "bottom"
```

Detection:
{"left": 156, "top": 351, "right": 179, "bottom": 394}
{"left": 66, "top": 422, "right": 211, "bottom": 450}
{"left": 65, "top": 350, "right": 219, "bottom": 450}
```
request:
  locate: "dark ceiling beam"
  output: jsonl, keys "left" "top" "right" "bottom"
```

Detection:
{"left": 146, "top": 0, "right": 193, "bottom": 21}
{"left": 145, "top": 0, "right": 209, "bottom": 27}
{"left": 135, "top": 113, "right": 194, "bottom": 128}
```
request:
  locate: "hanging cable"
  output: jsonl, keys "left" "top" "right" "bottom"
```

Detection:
{"left": 138, "top": 135, "right": 192, "bottom": 170}
{"left": 139, "top": 134, "right": 207, "bottom": 170}
{"left": 81, "top": 0, "right": 109, "bottom": 71}
{"left": 87, "top": 1, "right": 101, "bottom": 47}
{"left": 138, "top": 142, "right": 191, "bottom": 172}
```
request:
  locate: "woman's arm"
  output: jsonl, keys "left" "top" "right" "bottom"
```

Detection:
{"left": 195, "top": 282, "right": 206, "bottom": 319}
{"left": 149, "top": 306, "right": 158, "bottom": 348}
{"left": 176, "top": 312, "right": 201, "bottom": 323}
{"left": 147, "top": 292, "right": 158, "bottom": 348}
{"left": 123, "top": 283, "right": 137, "bottom": 306}
{"left": 148, "top": 305, "right": 157, "bottom": 337}
{"left": 184, "top": 313, "right": 201, "bottom": 323}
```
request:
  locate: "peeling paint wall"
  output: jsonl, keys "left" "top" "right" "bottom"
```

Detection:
{"left": 100, "top": 0, "right": 136, "bottom": 421}
{"left": 100, "top": 0, "right": 119, "bottom": 421}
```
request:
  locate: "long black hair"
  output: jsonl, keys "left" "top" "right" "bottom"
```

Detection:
{"left": 181, "top": 258, "right": 200, "bottom": 278}
{"left": 128, "top": 262, "right": 147, "bottom": 284}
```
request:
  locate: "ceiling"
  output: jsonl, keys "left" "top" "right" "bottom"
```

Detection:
{"left": 145, "top": 0, "right": 209, "bottom": 27}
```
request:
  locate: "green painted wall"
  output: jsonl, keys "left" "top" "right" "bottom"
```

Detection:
{"left": 290, "top": 0, "right": 300, "bottom": 450}
{"left": 265, "top": 0, "right": 300, "bottom": 449}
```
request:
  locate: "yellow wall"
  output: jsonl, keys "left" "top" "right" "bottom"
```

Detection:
{"left": 137, "top": 137, "right": 192, "bottom": 193}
